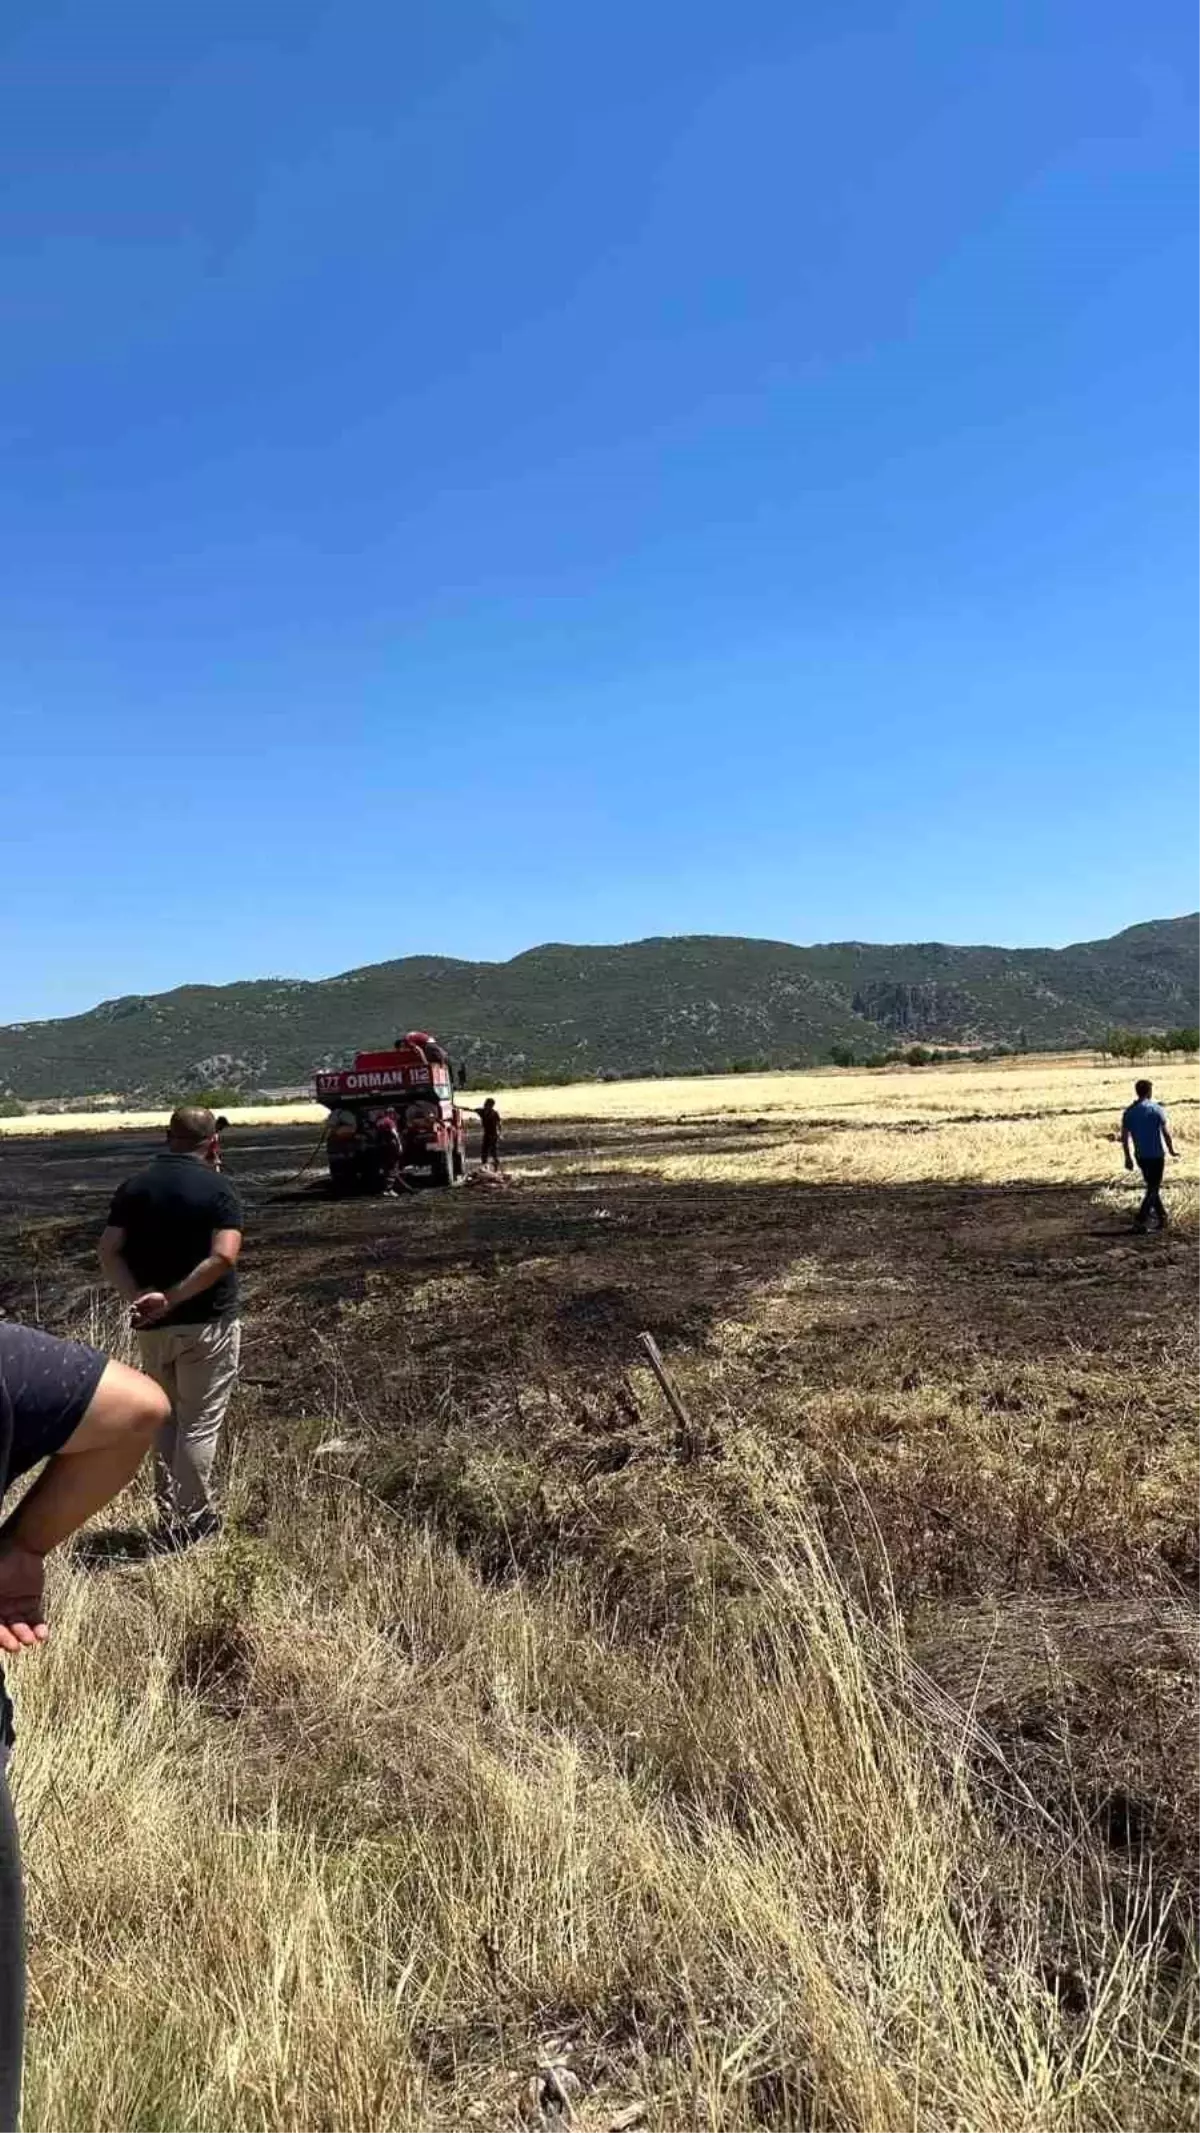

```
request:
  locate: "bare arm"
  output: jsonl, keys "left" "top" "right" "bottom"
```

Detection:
{"left": 1162, "top": 1118, "right": 1177, "bottom": 1158}
{"left": 98, "top": 1224, "right": 143, "bottom": 1305}
{"left": 0, "top": 1360, "right": 167, "bottom": 1653}
{"left": 1120, "top": 1127, "right": 1133, "bottom": 1169}
{"left": 136, "top": 1228, "right": 243, "bottom": 1328}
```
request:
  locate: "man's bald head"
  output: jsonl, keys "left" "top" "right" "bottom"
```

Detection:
{"left": 167, "top": 1106, "right": 218, "bottom": 1152}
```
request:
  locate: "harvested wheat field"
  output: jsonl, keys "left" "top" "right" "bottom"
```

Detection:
{"left": 0, "top": 1104, "right": 325, "bottom": 1138}
{"left": 0, "top": 1057, "right": 1196, "bottom": 2132}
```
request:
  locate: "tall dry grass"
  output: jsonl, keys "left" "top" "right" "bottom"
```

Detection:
{"left": 11, "top": 1435, "right": 1195, "bottom": 2132}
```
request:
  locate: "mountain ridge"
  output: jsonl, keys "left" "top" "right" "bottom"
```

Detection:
{"left": 1, "top": 916, "right": 1195, "bottom": 1100}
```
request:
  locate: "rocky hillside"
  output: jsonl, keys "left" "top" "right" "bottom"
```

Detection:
{"left": 0, "top": 917, "right": 1195, "bottom": 1101}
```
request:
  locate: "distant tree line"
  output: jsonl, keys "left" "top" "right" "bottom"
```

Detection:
{"left": 826, "top": 1040, "right": 1017, "bottom": 1070}
{"left": 1101, "top": 1028, "right": 1199, "bottom": 1063}
{"left": 3, "top": 1027, "right": 1195, "bottom": 1111}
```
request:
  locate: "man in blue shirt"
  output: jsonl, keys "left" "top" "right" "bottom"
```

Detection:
{"left": 1120, "top": 1078, "right": 1177, "bottom": 1230}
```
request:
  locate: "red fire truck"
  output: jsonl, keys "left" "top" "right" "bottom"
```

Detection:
{"left": 314, "top": 1035, "right": 468, "bottom": 1193}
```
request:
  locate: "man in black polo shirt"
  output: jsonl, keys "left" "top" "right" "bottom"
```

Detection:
{"left": 99, "top": 1105, "right": 244, "bottom": 1545}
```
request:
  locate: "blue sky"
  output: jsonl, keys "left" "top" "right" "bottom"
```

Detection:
{"left": 2, "top": 0, "right": 1195, "bottom": 1020}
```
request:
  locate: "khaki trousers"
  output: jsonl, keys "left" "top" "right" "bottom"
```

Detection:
{"left": 137, "top": 1320, "right": 241, "bottom": 1524}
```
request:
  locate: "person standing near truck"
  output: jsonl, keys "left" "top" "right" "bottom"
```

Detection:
{"left": 0, "top": 1321, "right": 168, "bottom": 2130}
{"left": 478, "top": 1097, "right": 502, "bottom": 1171}
{"left": 397, "top": 1031, "right": 449, "bottom": 1070}
{"left": 373, "top": 1108, "right": 404, "bottom": 1194}
{"left": 1120, "top": 1078, "right": 1177, "bottom": 1231}
{"left": 99, "top": 1106, "right": 244, "bottom": 1545}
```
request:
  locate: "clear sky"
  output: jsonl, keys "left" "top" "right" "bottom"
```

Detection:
{"left": 2, "top": 0, "right": 1196, "bottom": 1021}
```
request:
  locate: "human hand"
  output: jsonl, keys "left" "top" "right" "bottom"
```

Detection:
{"left": 0, "top": 1543, "right": 48, "bottom": 1654}
{"left": 132, "top": 1291, "right": 169, "bottom": 1329}
{"left": 1124, "top": 1158, "right": 1134, "bottom": 1172}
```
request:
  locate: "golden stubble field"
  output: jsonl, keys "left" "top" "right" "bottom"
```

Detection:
{"left": 0, "top": 1055, "right": 1195, "bottom": 2131}
{"left": 5, "top": 1056, "right": 1197, "bottom": 1199}
{"left": 500, "top": 1056, "right": 1200, "bottom": 1195}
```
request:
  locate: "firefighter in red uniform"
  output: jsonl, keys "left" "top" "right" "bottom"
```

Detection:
{"left": 398, "top": 1031, "right": 449, "bottom": 1070}
{"left": 373, "top": 1109, "right": 404, "bottom": 1194}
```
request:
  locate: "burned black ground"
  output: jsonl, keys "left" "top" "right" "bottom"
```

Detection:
{"left": 1, "top": 1116, "right": 1196, "bottom": 1909}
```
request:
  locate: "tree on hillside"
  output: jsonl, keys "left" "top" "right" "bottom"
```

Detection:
{"left": 189, "top": 1085, "right": 246, "bottom": 1111}
{"left": 1103, "top": 1028, "right": 1149, "bottom": 1063}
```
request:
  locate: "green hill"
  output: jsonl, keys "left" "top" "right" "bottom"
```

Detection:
{"left": 0, "top": 916, "right": 1195, "bottom": 1102}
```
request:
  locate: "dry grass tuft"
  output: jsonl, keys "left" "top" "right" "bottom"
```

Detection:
{"left": 11, "top": 1455, "right": 1195, "bottom": 2131}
